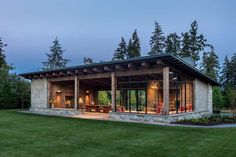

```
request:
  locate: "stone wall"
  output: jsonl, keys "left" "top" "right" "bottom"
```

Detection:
{"left": 109, "top": 111, "right": 210, "bottom": 123}
{"left": 31, "top": 78, "right": 48, "bottom": 109}
{"left": 29, "top": 108, "right": 82, "bottom": 116}
{"left": 194, "top": 79, "right": 212, "bottom": 113}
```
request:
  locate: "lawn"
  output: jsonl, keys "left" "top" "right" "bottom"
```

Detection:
{"left": 0, "top": 110, "right": 236, "bottom": 157}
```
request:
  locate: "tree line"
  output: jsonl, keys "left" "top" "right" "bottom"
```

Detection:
{"left": 0, "top": 37, "right": 30, "bottom": 109}
{"left": 112, "top": 21, "right": 207, "bottom": 66}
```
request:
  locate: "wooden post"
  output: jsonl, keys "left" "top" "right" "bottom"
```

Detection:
{"left": 74, "top": 76, "right": 78, "bottom": 110}
{"left": 163, "top": 67, "right": 169, "bottom": 114}
{"left": 111, "top": 72, "right": 116, "bottom": 112}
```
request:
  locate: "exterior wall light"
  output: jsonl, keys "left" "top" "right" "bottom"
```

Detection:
{"left": 56, "top": 89, "right": 62, "bottom": 93}
{"left": 150, "top": 80, "right": 159, "bottom": 89}
{"left": 79, "top": 97, "right": 83, "bottom": 104}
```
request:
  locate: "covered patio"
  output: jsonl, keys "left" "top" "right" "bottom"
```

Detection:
{"left": 46, "top": 68, "right": 194, "bottom": 115}
{"left": 21, "top": 54, "right": 218, "bottom": 122}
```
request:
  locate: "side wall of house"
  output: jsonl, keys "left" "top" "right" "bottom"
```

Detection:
{"left": 31, "top": 78, "right": 48, "bottom": 109}
{"left": 194, "top": 79, "right": 212, "bottom": 114}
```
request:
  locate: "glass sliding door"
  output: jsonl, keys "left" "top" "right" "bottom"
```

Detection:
{"left": 116, "top": 89, "right": 147, "bottom": 114}
{"left": 169, "top": 70, "right": 194, "bottom": 114}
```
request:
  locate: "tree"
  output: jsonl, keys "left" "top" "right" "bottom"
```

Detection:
{"left": 225, "top": 87, "right": 236, "bottom": 109}
{"left": 179, "top": 20, "right": 207, "bottom": 66}
{"left": 0, "top": 65, "right": 30, "bottom": 109}
{"left": 127, "top": 29, "right": 141, "bottom": 58}
{"left": 15, "top": 77, "right": 30, "bottom": 109}
{"left": 200, "top": 45, "right": 220, "bottom": 80}
{"left": 180, "top": 32, "right": 191, "bottom": 57}
{"left": 98, "top": 91, "right": 110, "bottom": 105}
{"left": 0, "top": 37, "right": 7, "bottom": 68}
{"left": 220, "top": 56, "right": 233, "bottom": 90}
{"left": 0, "top": 40, "right": 30, "bottom": 109}
{"left": 230, "top": 53, "right": 236, "bottom": 89}
{"left": 165, "top": 33, "right": 181, "bottom": 56}
{"left": 127, "top": 39, "right": 133, "bottom": 58}
{"left": 220, "top": 54, "right": 236, "bottom": 109}
{"left": 148, "top": 21, "right": 165, "bottom": 55}
{"left": 213, "top": 86, "right": 225, "bottom": 109}
{"left": 42, "top": 37, "right": 70, "bottom": 70}
{"left": 112, "top": 37, "right": 127, "bottom": 60}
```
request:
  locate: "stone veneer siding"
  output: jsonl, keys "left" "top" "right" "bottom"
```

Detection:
{"left": 29, "top": 108, "right": 82, "bottom": 116}
{"left": 109, "top": 111, "right": 210, "bottom": 123}
{"left": 194, "top": 79, "right": 212, "bottom": 113}
{"left": 31, "top": 78, "right": 48, "bottom": 109}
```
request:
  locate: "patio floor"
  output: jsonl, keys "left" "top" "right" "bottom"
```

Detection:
{"left": 72, "top": 112, "right": 110, "bottom": 120}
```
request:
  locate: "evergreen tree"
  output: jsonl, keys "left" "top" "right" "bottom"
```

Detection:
{"left": 0, "top": 65, "right": 30, "bottom": 109}
{"left": 165, "top": 33, "right": 181, "bottom": 56}
{"left": 230, "top": 53, "right": 236, "bottom": 88}
{"left": 127, "top": 29, "right": 141, "bottom": 58}
{"left": 180, "top": 32, "right": 191, "bottom": 58}
{"left": 148, "top": 21, "right": 165, "bottom": 55}
{"left": 220, "top": 56, "right": 231, "bottom": 89}
{"left": 42, "top": 37, "right": 70, "bottom": 70}
{"left": 212, "top": 86, "right": 225, "bottom": 109}
{"left": 220, "top": 54, "right": 236, "bottom": 109}
{"left": 0, "top": 37, "right": 7, "bottom": 68}
{"left": 127, "top": 39, "right": 133, "bottom": 57}
{"left": 200, "top": 45, "right": 220, "bottom": 80}
{"left": 112, "top": 37, "right": 127, "bottom": 60}
{"left": 180, "top": 20, "right": 207, "bottom": 66}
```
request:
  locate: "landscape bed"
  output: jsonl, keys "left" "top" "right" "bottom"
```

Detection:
{"left": 0, "top": 110, "right": 236, "bottom": 157}
{"left": 173, "top": 114, "right": 236, "bottom": 126}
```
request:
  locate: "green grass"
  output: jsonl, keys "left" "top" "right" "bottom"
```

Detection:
{"left": 0, "top": 110, "right": 236, "bottom": 157}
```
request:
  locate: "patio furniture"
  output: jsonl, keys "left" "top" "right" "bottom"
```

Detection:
{"left": 85, "top": 105, "right": 111, "bottom": 113}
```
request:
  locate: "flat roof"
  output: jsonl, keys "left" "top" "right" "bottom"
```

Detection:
{"left": 20, "top": 53, "right": 220, "bottom": 86}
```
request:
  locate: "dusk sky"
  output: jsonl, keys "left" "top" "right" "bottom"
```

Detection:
{"left": 0, "top": 0, "right": 235, "bottom": 73}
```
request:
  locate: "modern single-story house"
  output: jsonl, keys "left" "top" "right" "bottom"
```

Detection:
{"left": 20, "top": 54, "right": 219, "bottom": 123}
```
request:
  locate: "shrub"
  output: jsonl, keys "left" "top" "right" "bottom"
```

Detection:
{"left": 177, "top": 114, "right": 236, "bottom": 125}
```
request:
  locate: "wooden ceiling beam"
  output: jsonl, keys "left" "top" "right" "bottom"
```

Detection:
{"left": 46, "top": 73, "right": 52, "bottom": 77}
{"left": 157, "top": 59, "right": 164, "bottom": 65}
{"left": 93, "top": 67, "right": 103, "bottom": 73}
{"left": 59, "top": 72, "right": 66, "bottom": 76}
{"left": 142, "top": 61, "right": 150, "bottom": 68}
{"left": 67, "top": 71, "right": 74, "bottom": 75}
{"left": 115, "top": 65, "right": 124, "bottom": 71}
{"left": 83, "top": 68, "right": 92, "bottom": 73}
{"left": 128, "top": 63, "right": 137, "bottom": 69}
{"left": 93, "top": 79, "right": 111, "bottom": 85}
{"left": 52, "top": 72, "right": 60, "bottom": 77}
{"left": 104, "top": 66, "right": 113, "bottom": 72}
{"left": 75, "top": 70, "right": 84, "bottom": 75}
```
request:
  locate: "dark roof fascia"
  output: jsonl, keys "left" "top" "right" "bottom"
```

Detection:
{"left": 19, "top": 54, "right": 168, "bottom": 76}
{"left": 19, "top": 53, "right": 220, "bottom": 86}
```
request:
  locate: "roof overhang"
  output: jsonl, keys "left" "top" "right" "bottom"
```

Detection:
{"left": 19, "top": 54, "right": 220, "bottom": 86}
